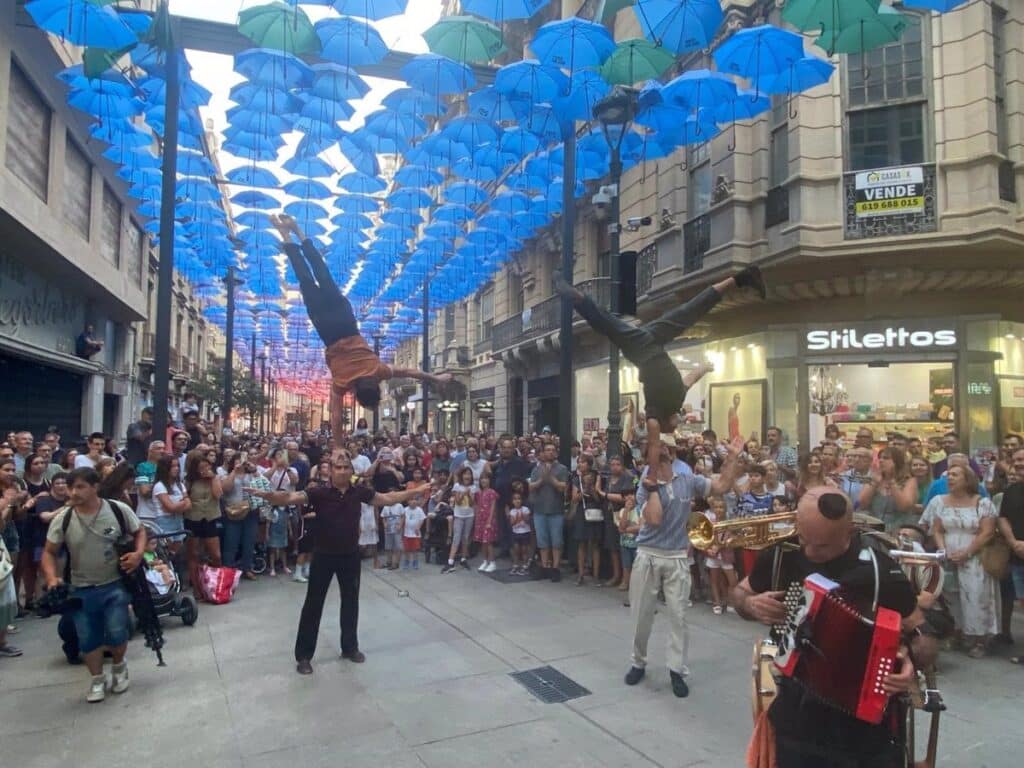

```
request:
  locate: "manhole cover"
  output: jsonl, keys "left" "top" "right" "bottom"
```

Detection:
{"left": 510, "top": 666, "right": 591, "bottom": 704}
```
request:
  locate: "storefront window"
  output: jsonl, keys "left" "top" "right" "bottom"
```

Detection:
{"left": 771, "top": 367, "right": 799, "bottom": 451}
{"left": 810, "top": 362, "right": 954, "bottom": 449}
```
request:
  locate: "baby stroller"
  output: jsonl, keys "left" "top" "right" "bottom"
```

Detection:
{"left": 143, "top": 527, "right": 199, "bottom": 627}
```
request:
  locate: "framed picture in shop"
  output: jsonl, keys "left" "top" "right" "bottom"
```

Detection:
{"left": 708, "top": 380, "right": 767, "bottom": 444}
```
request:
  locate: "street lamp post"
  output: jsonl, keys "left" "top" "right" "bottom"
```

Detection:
{"left": 594, "top": 86, "right": 638, "bottom": 462}
{"left": 223, "top": 266, "right": 243, "bottom": 433}
{"left": 257, "top": 352, "right": 267, "bottom": 435}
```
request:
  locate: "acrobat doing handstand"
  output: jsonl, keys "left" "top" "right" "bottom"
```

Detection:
{"left": 553, "top": 265, "right": 767, "bottom": 504}
{"left": 271, "top": 214, "right": 451, "bottom": 436}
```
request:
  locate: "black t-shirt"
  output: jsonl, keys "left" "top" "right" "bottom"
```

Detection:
{"left": 303, "top": 443, "right": 323, "bottom": 468}
{"left": 748, "top": 534, "right": 916, "bottom": 755}
{"left": 306, "top": 484, "right": 375, "bottom": 555}
{"left": 999, "top": 482, "right": 1024, "bottom": 565}
{"left": 491, "top": 456, "right": 532, "bottom": 508}
{"left": 640, "top": 353, "right": 684, "bottom": 423}
{"left": 185, "top": 426, "right": 203, "bottom": 451}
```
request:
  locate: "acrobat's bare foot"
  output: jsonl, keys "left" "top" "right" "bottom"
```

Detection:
{"left": 553, "top": 271, "right": 584, "bottom": 303}
{"left": 683, "top": 360, "right": 714, "bottom": 389}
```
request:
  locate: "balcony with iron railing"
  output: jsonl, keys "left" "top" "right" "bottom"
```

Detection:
{"left": 492, "top": 277, "right": 611, "bottom": 353}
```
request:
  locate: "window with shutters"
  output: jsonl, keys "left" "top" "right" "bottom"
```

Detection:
{"left": 100, "top": 184, "right": 122, "bottom": 266}
{"left": 125, "top": 221, "right": 144, "bottom": 287}
{"left": 769, "top": 96, "right": 789, "bottom": 188}
{"left": 63, "top": 138, "right": 91, "bottom": 239}
{"left": 5, "top": 62, "right": 51, "bottom": 200}
{"left": 687, "top": 142, "right": 712, "bottom": 217}
{"left": 477, "top": 289, "right": 493, "bottom": 343}
{"left": 993, "top": 5, "right": 1008, "bottom": 156}
{"left": 444, "top": 305, "right": 456, "bottom": 345}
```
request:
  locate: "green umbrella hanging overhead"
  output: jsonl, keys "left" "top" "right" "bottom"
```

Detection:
{"left": 423, "top": 15, "right": 505, "bottom": 63}
{"left": 814, "top": 5, "right": 910, "bottom": 54}
{"left": 599, "top": 38, "right": 676, "bottom": 85}
{"left": 238, "top": 1, "right": 319, "bottom": 56}
{"left": 782, "top": 0, "right": 881, "bottom": 53}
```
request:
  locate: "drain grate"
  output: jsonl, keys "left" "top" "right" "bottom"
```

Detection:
{"left": 510, "top": 665, "right": 591, "bottom": 704}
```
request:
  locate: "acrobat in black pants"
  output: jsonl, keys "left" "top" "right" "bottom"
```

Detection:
{"left": 554, "top": 267, "right": 766, "bottom": 427}
{"left": 281, "top": 237, "right": 357, "bottom": 347}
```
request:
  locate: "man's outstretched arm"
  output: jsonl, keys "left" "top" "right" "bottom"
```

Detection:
{"left": 390, "top": 368, "right": 454, "bottom": 386}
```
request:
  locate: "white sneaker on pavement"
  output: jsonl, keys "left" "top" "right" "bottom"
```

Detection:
{"left": 477, "top": 560, "right": 487, "bottom": 572}
{"left": 87, "top": 675, "right": 107, "bottom": 703}
{"left": 111, "top": 662, "right": 130, "bottom": 694}
{"left": 483, "top": 561, "right": 497, "bottom": 573}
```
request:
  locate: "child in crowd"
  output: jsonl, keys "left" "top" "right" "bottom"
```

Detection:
{"left": 617, "top": 491, "right": 641, "bottom": 607}
{"left": 380, "top": 501, "right": 404, "bottom": 570}
{"left": 143, "top": 530, "right": 174, "bottom": 595}
{"left": 442, "top": 467, "right": 477, "bottom": 574}
{"left": 473, "top": 473, "right": 499, "bottom": 573}
{"left": 359, "top": 498, "right": 380, "bottom": 568}
{"left": 425, "top": 477, "right": 452, "bottom": 565}
{"left": 507, "top": 491, "right": 532, "bottom": 576}
{"left": 402, "top": 495, "right": 426, "bottom": 570}
{"left": 704, "top": 496, "right": 738, "bottom": 615}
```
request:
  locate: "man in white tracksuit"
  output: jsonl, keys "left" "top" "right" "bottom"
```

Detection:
{"left": 625, "top": 436, "right": 744, "bottom": 697}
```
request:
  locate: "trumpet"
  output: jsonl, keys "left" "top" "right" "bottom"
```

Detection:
{"left": 688, "top": 511, "right": 796, "bottom": 551}
{"left": 889, "top": 549, "right": 946, "bottom": 565}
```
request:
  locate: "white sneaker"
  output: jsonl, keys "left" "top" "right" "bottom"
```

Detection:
{"left": 293, "top": 569, "right": 308, "bottom": 583}
{"left": 111, "top": 663, "right": 129, "bottom": 694}
{"left": 477, "top": 560, "right": 488, "bottom": 572}
{"left": 87, "top": 675, "right": 107, "bottom": 703}
{"left": 483, "top": 561, "right": 497, "bottom": 573}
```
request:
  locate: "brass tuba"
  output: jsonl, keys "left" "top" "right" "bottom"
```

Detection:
{"left": 688, "top": 511, "right": 797, "bottom": 551}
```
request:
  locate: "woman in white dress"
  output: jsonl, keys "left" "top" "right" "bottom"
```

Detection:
{"left": 920, "top": 464, "right": 998, "bottom": 658}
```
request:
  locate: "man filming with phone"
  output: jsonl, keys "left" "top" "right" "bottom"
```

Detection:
{"left": 40, "top": 468, "right": 144, "bottom": 703}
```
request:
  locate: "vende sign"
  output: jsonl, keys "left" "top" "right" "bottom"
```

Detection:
{"left": 806, "top": 327, "right": 957, "bottom": 352}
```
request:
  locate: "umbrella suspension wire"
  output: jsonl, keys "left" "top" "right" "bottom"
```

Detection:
{"left": 728, "top": 100, "right": 737, "bottom": 152}
{"left": 788, "top": 65, "right": 798, "bottom": 120}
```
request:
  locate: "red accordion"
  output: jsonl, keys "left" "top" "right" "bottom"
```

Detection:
{"left": 774, "top": 573, "right": 901, "bottom": 724}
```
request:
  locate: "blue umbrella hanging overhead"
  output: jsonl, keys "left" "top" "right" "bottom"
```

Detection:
{"left": 335, "top": 194, "right": 380, "bottom": 214}
{"left": 530, "top": 17, "right": 616, "bottom": 71}
{"left": 283, "top": 178, "right": 333, "bottom": 199}
{"left": 662, "top": 69, "right": 738, "bottom": 110}
{"left": 560, "top": 69, "right": 610, "bottom": 121}
{"left": 633, "top": 0, "right": 724, "bottom": 55}
{"left": 338, "top": 173, "right": 386, "bottom": 194}
{"left": 315, "top": 16, "right": 388, "bottom": 67}
{"left": 713, "top": 88, "right": 770, "bottom": 123}
{"left": 440, "top": 115, "right": 501, "bottom": 147}
{"left": 283, "top": 153, "right": 335, "bottom": 178}
{"left": 285, "top": 200, "right": 329, "bottom": 222}
{"left": 467, "top": 86, "right": 529, "bottom": 122}
{"left": 26, "top": 0, "right": 138, "bottom": 49}
{"left": 233, "top": 190, "right": 280, "bottom": 210}
{"left": 433, "top": 203, "right": 474, "bottom": 224}
{"left": 461, "top": 0, "right": 550, "bottom": 22}
{"left": 310, "top": 62, "right": 370, "bottom": 100}
{"left": 236, "top": 211, "right": 275, "bottom": 229}
{"left": 519, "top": 104, "right": 564, "bottom": 144}
{"left": 712, "top": 25, "right": 806, "bottom": 84}
{"left": 331, "top": 0, "right": 409, "bottom": 19}
{"left": 394, "top": 165, "right": 444, "bottom": 188}
{"left": 337, "top": 132, "right": 380, "bottom": 177}
{"left": 444, "top": 180, "right": 487, "bottom": 204}
{"left": 387, "top": 188, "right": 433, "bottom": 210}
{"left": 401, "top": 53, "right": 475, "bottom": 94}
{"left": 758, "top": 55, "right": 834, "bottom": 95}
{"left": 139, "top": 76, "right": 212, "bottom": 109}
{"left": 381, "top": 209, "right": 423, "bottom": 227}
{"left": 229, "top": 81, "right": 301, "bottom": 113}
{"left": 364, "top": 110, "right": 427, "bottom": 144}
{"left": 901, "top": 0, "right": 967, "bottom": 9}
{"left": 498, "top": 127, "right": 541, "bottom": 157}
{"left": 176, "top": 149, "right": 216, "bottom": 177}
{"left": 67, "top": 88, "right": 143, "bottom": 119}
{"left": 234, "top": 48, "right": 313, "bottom": 88}
{"left": 331, "top": 212, "right": 374, "bottom": 231}
{"left": 382, "top": 87, "right": 448, "bottom": 117}
{"left": 228, "top": 167, "right": 283, "bottom": 190}
{"left": 495, "top": 59, "right": 568, "bottom": 103}
{"left": 226, "top": 107, "right": 295, "bottom": 136}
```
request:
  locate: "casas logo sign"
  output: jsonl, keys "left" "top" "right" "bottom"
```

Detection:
{"left": 806, "top": 328, "right": 957, "bottom": 351}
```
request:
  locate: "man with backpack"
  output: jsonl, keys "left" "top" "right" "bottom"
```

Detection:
{"left": 40, "top": 468, "right": 144, "bottom": 702}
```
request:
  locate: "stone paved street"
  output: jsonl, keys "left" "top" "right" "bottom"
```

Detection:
{"left": 1, "top": 563, "right": 1020, "bottom": 768}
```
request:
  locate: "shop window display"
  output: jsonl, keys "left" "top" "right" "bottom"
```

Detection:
{"left": 810, "top": 362, "right": 954, "bottom": 448}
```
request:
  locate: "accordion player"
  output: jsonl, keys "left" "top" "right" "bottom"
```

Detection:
{"left": 732, "top": 488, "right": 926, "bottom": 768}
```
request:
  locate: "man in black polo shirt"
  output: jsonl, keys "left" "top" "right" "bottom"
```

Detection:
{"left": 254, "top": 454, "right": 421, "bottom": 675}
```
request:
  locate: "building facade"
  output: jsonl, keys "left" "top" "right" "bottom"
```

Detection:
{"left": 410, "top": 0, "right": 1024, "bottom": 458}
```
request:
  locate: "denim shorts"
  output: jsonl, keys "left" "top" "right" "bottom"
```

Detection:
{"left": 1012, "top": 563, "right": 1024, "bottom": 600}
{"left": 384, "top": 532, "right": 403, "bottom": 552}
{"left": 70, "top": 580, "right": 132, "bottom": 654}
{"left": 534, "top": 513, "right": 563, "bottom": 550}
{"left": 621, "top": 545, "right": 638, "bottom": 570}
